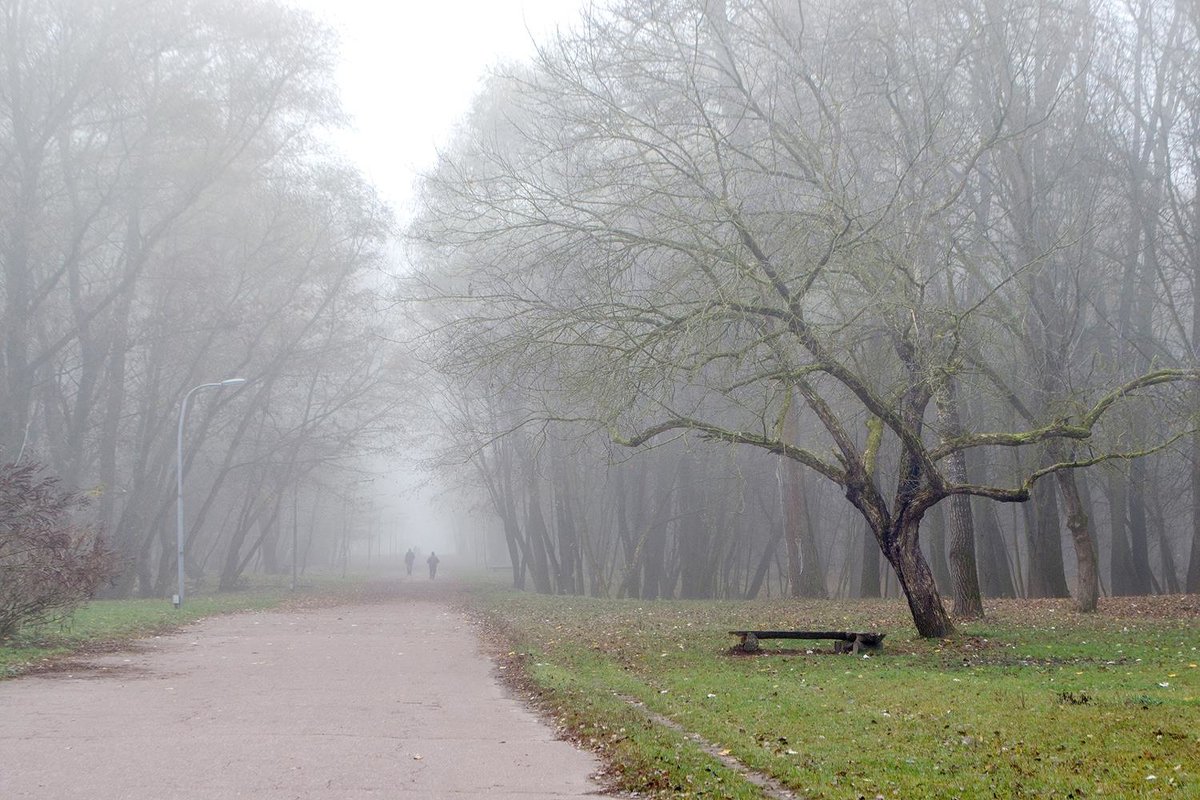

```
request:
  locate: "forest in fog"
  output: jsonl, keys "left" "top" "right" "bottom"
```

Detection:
{"left": 4, "top": 0, "right": 1200, "bottom": 636}
{"left": 410, "top": 0, "right": 1200, "bottom": 635}
{"left": 0, "top": 0, "right": 407, "bottom": 608}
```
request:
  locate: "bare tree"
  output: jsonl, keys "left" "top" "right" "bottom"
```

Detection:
{"left": 412, "top": 0, "right": 1200, "bottom": 635}
{"left": 0, "top": 0, "right": 404, "bottom": 598}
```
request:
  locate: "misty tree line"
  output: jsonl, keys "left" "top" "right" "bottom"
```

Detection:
{"left": 5, "top": 0, "right": 1200, "bottom": 639}
{"left": 0, "top": 0, "right": 404, "bottom": 603}
{"left": 411, "top": 0, "right": 1200, "bottom": 635}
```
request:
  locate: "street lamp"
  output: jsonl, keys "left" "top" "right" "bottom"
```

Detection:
{"left": 175, "top": 378, "right": 247, "bottom": 608}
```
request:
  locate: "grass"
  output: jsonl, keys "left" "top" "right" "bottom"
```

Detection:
{"left": 0, "top": 573, "right": 362, "bottom": 678}
{"left": 463, "top": 587, "right": 1200, "bottom": 799}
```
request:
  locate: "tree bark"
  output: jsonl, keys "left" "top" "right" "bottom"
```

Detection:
{"left": 1190, "top": 426, "right": 1200, "bottom": 592}
{"left": 973, "top": 497, "right": 1017, "bottom": 598}
{"left": 551, "top": 463, "right": 579, "bottom": 595}
{"left": 945, "top": 487, "right": 983, "bottom": 618}
{"left": 1055, "top": 469, "right": 1099, "bottom": 612}
{"left": 859, "top": 521, "right": 881, "bottom": 598}
{"left": 524, "top": 470, "right": 554, "bottom": 594}
{"left": 1025, "top": 476, "right": 1071, "bottom": 598}
{"left": 936, "top": 383, "right": 983, "bottom": 618}
{"left": 1041, "top": 435, "right": 1101, "bottom": 611}
{"left": 924, "top": 507, "right": 952, "bottom": 593}
{"left": 1126, "top": 461, "right": 1154, "bottom": 594}
{"left": 641, "top": 507, "right": 668, "bottom": 600}
{"left": 883, "top": 517, "right": 956, "bottom": 638}
{"left": 677, "top": 455, "right": 713, "bottom": 599}
{"left": 500, "top": 510, "right": 527, "bottom": 590}
{"left": 1109, "top": 469, "right": 1136, "bottom": 595}
{"left": 781, "top": 452, "right": 825, "bottom": 598}
{"left": 746, "top": 521, "right": 785, "bottom": 600}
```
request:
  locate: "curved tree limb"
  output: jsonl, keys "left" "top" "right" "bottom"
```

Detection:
{"left": 611, "top": 417, "right": 846, "bottom": 484}
{"left": 930, "top": 368, "right": 1200, "bottom": 461}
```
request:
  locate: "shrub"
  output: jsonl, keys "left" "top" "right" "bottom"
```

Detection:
{"left": 0, "top": 462, "right": 117, "bottom": 640}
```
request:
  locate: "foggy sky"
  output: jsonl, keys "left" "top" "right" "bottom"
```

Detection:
{"left": 286, "top": 0, "right": 588, "bottom": 217}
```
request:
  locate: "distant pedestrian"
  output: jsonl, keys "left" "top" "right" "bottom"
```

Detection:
{"left": 427, "top": 551, "right": 440, "bottom": 579}
{"left": 404, "top": 548, "right": 415, "bottom": 576}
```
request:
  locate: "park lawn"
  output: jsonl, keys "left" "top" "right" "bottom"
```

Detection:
{"left": 0, "top": 574, "right": 362, "bottom": 678}
{"left": 465, "top": 588, "right": 1200, "bottom": 799}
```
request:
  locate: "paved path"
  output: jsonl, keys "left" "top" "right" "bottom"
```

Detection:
{"left": 0, "top": 597, "right": 610, "bottom": 799}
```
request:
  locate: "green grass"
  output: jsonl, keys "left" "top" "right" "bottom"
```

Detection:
{"left": 464, "top": 588, "right": 1200, "bottom": 799}
{"left": 0, "top": 573, "right": 363, "bottom": 678}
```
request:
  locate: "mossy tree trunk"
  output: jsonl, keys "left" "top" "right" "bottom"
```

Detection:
{"left": 1190, "top": 423, "right": 1200, "bottom": 593}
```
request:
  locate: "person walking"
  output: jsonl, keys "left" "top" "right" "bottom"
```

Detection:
{"left": 404, "top": 548, "right": 415, "bottom": 576}
{"left": 426, "top": 551, "right": 440, "bottom": 580}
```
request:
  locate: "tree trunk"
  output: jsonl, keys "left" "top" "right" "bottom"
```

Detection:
{"left": 614, "top": 465, "right": 639, "bottom": 598}
{"left": 924, "top": 506, "right": 952, "bottom": 594}
{"left": 1151, "top": 503, "right": 1180, "bottom": 594}
{"left": 639, "top": 458, "right": 676, "bottom": 600}
{"left": 1025, "top": 477, "right": 1071, "bottom": 598}
{"left": 1055, "top": 469, "right": 1099, "bottom": 612}
{"left": 1126, "top": 461, "right": 1154, "bottom": 594}
{"left": 936, "top": 381, "right": 983, "bottom": 617}
{"left": 1109, "top": 470, "right": 1136, "bottom": 595}
{"left": 500, "top": 510, "right": 526, "bottom": 590}
{"left": 233, "top": 491, "right": 287, "bottom": 582}
{"left": 1188, "top": 113, "right": 1200, "bottom": 594}
{"left": 261, "top": 510, "right": 281, "bottom": 574}
{"left": 972, "top": 498, "right": 1017, "bottom": 597}
{"left": 746, "top": 522, "right": 785, "bottom": 599}
{"left": 1189, "top": 423, "right": 1200, "bottom": 592}
{"left": 524, "top": 471, "right": 554, "bottom": 594}
{"left": 945, "top": 488, "right": 984, "bottom": 617}
{"left": 219, "top": 491, "right": 264, "bottom": 591}
{"left": 781, "top": 397, "right": 825, "bottom": 597}
{"left": 859, "top": 522, "right": 881, "bottom": 598}
{"left": 847, "top": 419, "right": 954, "bottom": 635}
{"left": 781, "top": 455, "right": 825, "bottom": 597}
{"left": 1043, "top": 436, "right": 1101, "bottom": 612}
{"left": 641, "top": 518, "right": 668, "bottom": 600}
{"left": 883, "top": 517, "right": 956, "bottom": 638}
{"left": 551, "top": 465, "right": 579, "bottom": 595}
{"left": 677, "top": 455, "right": 713, "bottom": 599}
{"left": 475, "top": 436, "right": 528, "bottom": 590}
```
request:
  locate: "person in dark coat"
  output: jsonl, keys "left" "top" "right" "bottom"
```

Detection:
{"left": 426, "top": 551, "right": 440, "bottom": 579}
{"left": 404, "top": 548, "right": 415, "bottom": 576}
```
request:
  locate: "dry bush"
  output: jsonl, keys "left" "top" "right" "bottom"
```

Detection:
{"left": 0, "top": 462, "right": 117, "bottom": 640}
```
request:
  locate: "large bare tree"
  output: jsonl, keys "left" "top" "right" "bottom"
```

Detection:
{"left": 412, "top": 0, "right": 1200, "bottom": 636}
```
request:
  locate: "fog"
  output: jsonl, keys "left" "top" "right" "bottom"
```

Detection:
{"left": 1, "top": 0, "right": 1199, "bottom": 633}
{"left": 287, "top": 0, "right": 589, "bottom": 215}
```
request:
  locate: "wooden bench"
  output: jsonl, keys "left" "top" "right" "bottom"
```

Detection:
{"left": 729, "top": 630, "right": 885, "bottom": 654}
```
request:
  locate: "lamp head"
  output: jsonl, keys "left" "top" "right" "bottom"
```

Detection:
{"left": 220, "top": 378, "right": 247, "bottom": 387}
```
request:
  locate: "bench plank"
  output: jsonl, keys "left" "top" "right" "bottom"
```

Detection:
{"left": 729, "top": 630, "right": 885, "bottom": 654}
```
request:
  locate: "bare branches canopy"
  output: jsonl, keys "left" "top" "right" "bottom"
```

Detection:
{"left": 411, "top": 0, "right": 1200, "bottom": 636}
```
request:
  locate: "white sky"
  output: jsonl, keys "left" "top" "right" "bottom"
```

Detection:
{"left": 287, "top": 0, "right": 589, "bottom": 220}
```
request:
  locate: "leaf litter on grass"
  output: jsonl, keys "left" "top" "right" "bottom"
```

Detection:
{"left": 464, "top": 586, "right": 1200, "bottom": 799}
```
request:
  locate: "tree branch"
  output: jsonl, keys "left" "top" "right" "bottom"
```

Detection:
{"left": 931, "top": 369, "right": 1200, "bottom": 460}
{"left": 611, "top": 418, "right": 846, "bottom": 484}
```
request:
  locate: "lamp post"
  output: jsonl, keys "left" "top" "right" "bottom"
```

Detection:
{"left": 175, "top": 378, "right": 247, "bottom": 608}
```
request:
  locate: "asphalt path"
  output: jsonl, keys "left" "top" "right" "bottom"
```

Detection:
{"left": 0, "top": 589, "right": 611, "bottom": 799}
